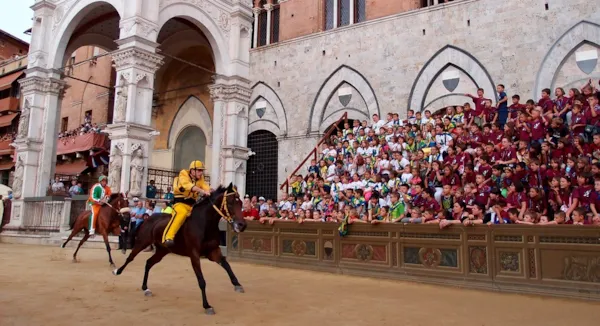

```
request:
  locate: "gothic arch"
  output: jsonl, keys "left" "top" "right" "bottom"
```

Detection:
{"left": 248, "top": 81, "right": 287, "bottom": 136}
{"left": 535, "top": 21, "right": 600, "bottom": 98}
{"left": 167, "top": 96, "right": 213, "bottom": 149}
{"left": 158, "top": 2, "right": 231, "bottom": 75}
{"left": 173, "top": 126, "right": 207, "bottom": 171}
{"left": 48, "top": 0, "right": 123, "bottom": 70}
{"left": 408, "top": 45, "right": 497, "bottom": 111}
{"left": 309, "top": 65, "right": 380, "bottom": 133}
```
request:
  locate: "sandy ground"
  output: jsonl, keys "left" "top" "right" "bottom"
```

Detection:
{"left": 0, "top": 244, "right": 599, "bottom": 326}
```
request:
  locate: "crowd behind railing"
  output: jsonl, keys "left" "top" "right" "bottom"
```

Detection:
{"left": 244, "top": 80, "right": 600, "bottom": 233}
{"left": 58, "top": 114, "right": 104, "bottom": 139}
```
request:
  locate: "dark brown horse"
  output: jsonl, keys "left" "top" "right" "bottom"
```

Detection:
{"left": 113, "top": 183, "right": 247, "bottom": 315}
{"left": 61, "top": 193, "right": 130, "bottom": 267}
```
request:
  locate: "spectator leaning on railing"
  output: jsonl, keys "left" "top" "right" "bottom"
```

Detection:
{"left": 244, "top": 79, "right": 600, "bottom": 231}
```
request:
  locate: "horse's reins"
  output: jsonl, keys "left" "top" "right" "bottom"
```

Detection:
{"left": 208, "top": 189, "right": 237, "bottom": 224}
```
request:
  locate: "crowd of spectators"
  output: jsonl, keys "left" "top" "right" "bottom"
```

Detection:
{"left": 244, "top": 80, "right": 600, "bottom": 232}
{"left": 0, "top": 132, "right": 16, "bottom": 142}
{"left": 58, "top": 113, "right": 103, "bottom": 139}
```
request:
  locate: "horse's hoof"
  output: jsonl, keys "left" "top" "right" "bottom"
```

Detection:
{"left": 143, "top": 289, "right": 153, "bottom": 297}
{"left": 110, "top": 263, "right": 116, "bottom": 269}
{"left": 72, "top": 258, "right": 78, "bottom": 263}
{"left": 60, "top": 243, "right": 65, "bottom": 249}
{"left": 205, "top": 308, "right": 216, "bottom": 315}
{"left": 121, "top": 249, "right": 126, "bottom": 255}
{"left": 234, "top": 285, "right": 245, "bottom": 293}
{"left": 112, "top": 269, "right": 119, "bottom": 276}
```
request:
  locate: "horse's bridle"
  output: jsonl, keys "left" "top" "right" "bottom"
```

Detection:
{"left": 210, "top": 189, "right": 238, "bottom": 224}
{"left": 103, "top": 195, "right": 130, "bottom": 217}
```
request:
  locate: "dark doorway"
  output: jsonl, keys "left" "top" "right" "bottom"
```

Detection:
{"left": 246, "top": 130, "right": 278, "bottom": 201}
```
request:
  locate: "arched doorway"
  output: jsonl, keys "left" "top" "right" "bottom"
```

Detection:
{"left": 246, "top": 130, "right": 278, "bottom": 201}
{"left": 174, "top": 126, "right": 206, "bottom": 172}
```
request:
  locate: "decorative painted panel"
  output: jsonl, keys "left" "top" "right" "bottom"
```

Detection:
{"left": 242, "top": 236, "right": 273, "bottom": 253}
{"left": 469, "top": 246, "right": 488, "bottom": 274}
{"left": 499, "top": 252, "right": 520, "bottom": 272}
{"left": 341, "top": 243, "right": 386, "bottom": 262}
{"left": 282, "top": 239, "right": 316, "bottom": 257}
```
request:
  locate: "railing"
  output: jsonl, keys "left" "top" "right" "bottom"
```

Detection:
{"left": 20, "top": 198, "right": 65, "bottom": 235}
{"left": 0, "top": 97, "right": 20, "bottom": 113}
{"left": 280, "top": 112, "right": 348, "bottom": 193}
{"left": 228, "top": 221, "right": 600, "bottom": 301}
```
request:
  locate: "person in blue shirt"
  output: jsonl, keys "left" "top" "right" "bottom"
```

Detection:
{"left": 496, "top": 84, "right": 509, "bottom": 128}
{"left": 146, "top": 180, "right": 157, "bottom": 199}
{"left": 163, "top": 186, "right": 174, "bottom": 201}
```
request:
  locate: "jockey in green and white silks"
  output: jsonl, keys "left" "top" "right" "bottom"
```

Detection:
{"left": 87, "top": 175, "right": 111, "bottom": 235}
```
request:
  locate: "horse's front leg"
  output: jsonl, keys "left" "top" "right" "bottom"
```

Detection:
{"left": 101, "top": 232, "right": 115, "bottom": 267}
{"left": 208, "top": 247, "right": 244, "bottom": 293}
{"left": 189, "top": 251, "right": 214, "bottom": 315}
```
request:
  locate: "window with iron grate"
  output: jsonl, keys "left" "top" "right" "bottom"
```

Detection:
{"left": 339, "top": 0, "right": 351, "bottom": 27}
{"left": 355, "top": 0, "right": 366, "bottom": 23}
{"left": 325, "top": 0, "right": 335, "bottom": 30}
{"left": 258, "top": 10, "right": 268, "bottom": 46}
{"left": 246, "top": 130, "right": 279, "bottom": 201}
{"left": 271, "top": 6, "right": 280, "bottom": 43}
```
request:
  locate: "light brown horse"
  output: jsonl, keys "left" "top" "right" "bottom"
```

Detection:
{"left": 61, "top": 193, "right": 130, "bottom": 267}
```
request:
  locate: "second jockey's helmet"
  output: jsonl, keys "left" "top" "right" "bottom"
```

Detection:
{"left": 189, "top": 160, "right": 206, "bottom": 171}
{"left": 98, "top": 175, "right": 107, "bottom": 182}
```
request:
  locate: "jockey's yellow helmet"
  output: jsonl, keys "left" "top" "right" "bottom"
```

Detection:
{"left": 189, "top": 160, "right": 206, "bottom": 170}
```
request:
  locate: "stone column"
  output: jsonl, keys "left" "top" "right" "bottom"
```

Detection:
{"left": 252, "top": 7, "right": 261, "bottom": 48}
{"left": 333, "top": 0, "right": 339, "bottom": 28}
{"left": 107, "top": 45, "right": 163, "bottom": 198}
{"left": 208, "top": 76, "right": 252, "bottom": 192}
{"left": 264, "top": 3, "right": 274, "bottom": 45}
{"left": 349, "top": 0, "right": 355, "bottom": 24}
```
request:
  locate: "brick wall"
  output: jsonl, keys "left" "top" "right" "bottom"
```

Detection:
{"left": 0, "top": 35, "right": 28, "bottom": 62}
{"left": 279, "top": 0, "right": 323, "bottom": 41}
{"left": 60, "top": 46, "right": 114, "bottom": 131}
{"left": 366, "top": 0, "right": 421, "bottom": 20}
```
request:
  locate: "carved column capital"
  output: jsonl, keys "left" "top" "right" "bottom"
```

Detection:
{"left": 111, "top": 47, "right": 164, "bottom": 74}
{"left": 209, "top": 76, "right": 252, "bottom": 103}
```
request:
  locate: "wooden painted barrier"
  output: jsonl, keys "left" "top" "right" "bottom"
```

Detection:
{"left": 227, "top": 221, "right": 600, "bottom": 300}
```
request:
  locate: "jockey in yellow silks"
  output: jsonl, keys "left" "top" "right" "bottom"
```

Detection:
{"left": 162, "top": 160, "right": 211, "bottom": 247}
{"left": 88, "top": 175, "right": 111, "bottom": 236}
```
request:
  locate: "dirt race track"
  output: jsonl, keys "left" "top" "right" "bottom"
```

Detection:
{"left": 1, "top": 244, "right": 599, "bottom": 326}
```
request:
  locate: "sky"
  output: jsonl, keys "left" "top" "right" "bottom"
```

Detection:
{"left": 0, "top": 0, "right": 34, "bottom": 43}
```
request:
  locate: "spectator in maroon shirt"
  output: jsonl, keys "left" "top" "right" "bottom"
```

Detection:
{"left": 529, "top": 107, "right": 547, "bottom": 142}
{"left": 498, "top": 138, "right": 517, "bottom": 165}
{"left": 539, "top": 88, "right": 555, "bottom": 117}
{"left": 570, "top": 104, "right": 587, "bottom": 136}
{"left": 573, "top": 173, "right": 594, "bottom": 214}
{"left": 506, "top": 181, "right": 527, "bottom": 220}
{"left": 508, "top": 94, "right": 526, "bottom": 122}
{"left": 483, "top": 100, "right": 498, "bottom": 125}
{"left": 527, "top": 187, "right": 547, "bottom": 216}
{"left": 465, "top": 88, "right": 490, "bottom": 126}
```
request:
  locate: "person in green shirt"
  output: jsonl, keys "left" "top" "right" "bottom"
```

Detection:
{"left": 388, "top": 192, "right": 406, "bottom": 223}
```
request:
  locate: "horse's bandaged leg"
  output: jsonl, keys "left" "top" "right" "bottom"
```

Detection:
{"left": 162, "top": 203, "right": 191, "bottom": 243}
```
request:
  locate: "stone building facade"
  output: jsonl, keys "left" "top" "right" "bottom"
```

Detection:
{"left": 248, "top": 0, "right": 600, "bottom": 197}
{"left": 8, "top": 0, "right": 600, "bottom": 223}
{"left": 9, "top": 0, "right": 253, "bottom": 228}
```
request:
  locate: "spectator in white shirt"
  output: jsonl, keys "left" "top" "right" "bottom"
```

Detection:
{"left": 372, "top": 113, "right": 386, "bottom": 134}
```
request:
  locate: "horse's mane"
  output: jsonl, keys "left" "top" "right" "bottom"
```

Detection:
{"left": 109, "top": 193, "right": 122, "bottom": 202}
{"left": 193, "top": 185, "right": 228, "bottom": 208}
